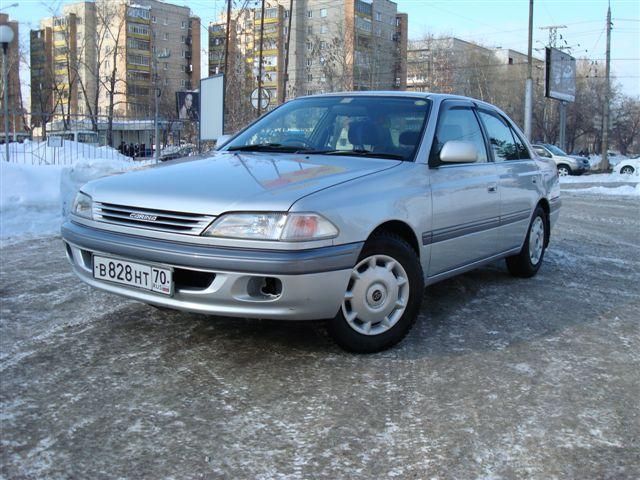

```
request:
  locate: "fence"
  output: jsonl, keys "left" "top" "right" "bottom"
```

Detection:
{"left": 0, "top": 111, "right": 213, "bottom": 165}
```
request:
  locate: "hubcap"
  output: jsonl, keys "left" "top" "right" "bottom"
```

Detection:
{"left": 558, "top": 167, "right": 569, "bottom": 176}
{"left": 341, "top": 254, "right": 410, "bottom": 336}
{"left": 528, "top": 216, "right": 545, "bottom": 265}
{"left": 621, "top": 167, "right": 633, "bottom": 175}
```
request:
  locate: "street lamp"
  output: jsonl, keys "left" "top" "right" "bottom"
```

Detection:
{"left": 0, "top": 24, "right": 15, "bottom": 162}
{"left": 0, "top": 4, "right": 19, "bottom": 12}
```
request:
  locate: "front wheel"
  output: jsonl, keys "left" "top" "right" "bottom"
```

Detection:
{"left": 557, "top": 164, "right": 571, "bottom": 176}
{"left": 327, "top": 233, "right": 424, "bottom": 353}
{"left": 506, "top": 206, "right": 547, "bottom": 278}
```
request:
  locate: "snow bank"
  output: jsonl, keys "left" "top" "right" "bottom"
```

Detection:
{"left": 1, "top": 157, "right": 149, "bottom": 240}
{"left": 587, "top": 154, "right": 630, "bottom": 169}
{"left": 560, "top": 173, "right": 640, "bottom": 184}
{"left": 567, "top": 184, "right": 640, "bottom": 197}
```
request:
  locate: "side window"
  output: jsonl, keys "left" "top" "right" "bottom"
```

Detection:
{"left": 478, "top": 111, "right": 520, "bottom": 162}
{"left": 511, "top": 129, "right": 530, "bottom": 159}
{"left": 431, "top": 106, "right": 488, "bottom": 163}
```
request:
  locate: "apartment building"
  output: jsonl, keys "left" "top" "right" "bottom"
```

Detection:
{"left": 30, "top": 0, "right": 201, "bottom": 120}
{"left": 0, "top": 14, "right": 26, "bottom": 137}
{"left": 209, "top": 0, "right": 408, "bottom": 108}
{"left": 407, "top": 37, "right": 543, "bottom": 93}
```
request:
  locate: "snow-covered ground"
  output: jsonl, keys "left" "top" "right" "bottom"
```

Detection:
{"left": 559, "top": 172, "right": 640, "bottom": 184}
{"left": 1, "top": 141, "right": 152, "bottom": 241}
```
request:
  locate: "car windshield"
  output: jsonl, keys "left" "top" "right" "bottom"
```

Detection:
{"left": 545, "top": 144, "right": 568, "bottom": 156}
{"left": 224, "top": 95, "right": 431, "bottom": 161}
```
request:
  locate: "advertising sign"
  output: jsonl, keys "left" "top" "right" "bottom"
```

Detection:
{"left": 199, "top": 75, "right": 224, "bottom": 141}
{"left": 545, "top": 47, "right": 576, "bottom": 103}
{"left": 176, "top": 91, "right": 200, "bottom": 121}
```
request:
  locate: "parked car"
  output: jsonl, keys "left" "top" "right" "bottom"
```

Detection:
{"left": 62, "top": 92, "right": 560, "bottom": 353}
{"left": 160, "top": 144, "right": 196, "bottom": 161}
{"left": 532, "top": 143, "right": 590, "bottom": 176}
{"left": 613, "top": 157, "right": 640, "bottom": 176}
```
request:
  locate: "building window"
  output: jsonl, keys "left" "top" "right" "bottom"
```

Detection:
{"left": 320, "top": 8, "right": 327, "bottom": 17}
{"left": 127, "top": 6, "right": 150, "bottom": 20}
{"left": 508, "top": 57, "right": 514, "bottom": 65}
{"left": 128, "top": 24, "right": 149, "bottom": 36}
{"left": 376, "top": 11, "right": 382, "bottom": 21}
{"left": 163, "top": 18, "right": 168, "bottom": 26}
{"left": 307, "top": 26, "right": 313, "bottom": 35}
{"left": 181, "top": 50, "right": 186, "bottom": 58}
{"left": 306, "top": 41, "right": 312, "bottom": 50}
{"left": 127, "top": 38, "right": 151, "bottom": 50}
{"left": 319, "top": 41, "right": 327, "bottom": 49}
{"left": 307, "top": 58, "right": 312, "bottom": 66}
{"left": 163, "top": 62, "right": 168, "bottom": 70}
{"left": 284, "top": 9, "right": 289, "bottom": 19}
{"left": 181, "top": 20, "right": 186, "bottom": 29}
{"left": 164, "top": 33, "right": 169, "bottom": 40}
{"left": 181, "top": 79, "right": 186, "bottom": 87}
{"left": 127, "top": 54, "right": 151, "bottom": 66}
{"left": 307, "top": 74, "right": 313, "bottom": 82}
{"left": 152, "top": 15, "right": 157, "bottom": 23}
{"left": 320, "top": 24, "right": 328, "bottom": 34}
{"left": 306, "top": 89, "right": 313, "bottom": 95}
{"left": 307, "top": 10, "right": 313, "bottom": 18}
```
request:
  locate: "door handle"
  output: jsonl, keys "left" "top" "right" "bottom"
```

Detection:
{"left": 532, "top": 177, "right": 538, "bottom": 184}
{"left": 487, "top": 184, "right": 498, "bottom": 193}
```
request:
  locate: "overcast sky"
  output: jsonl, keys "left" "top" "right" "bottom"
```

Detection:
{"left": 6, "top": 0, "right": 640, "bottom": 97}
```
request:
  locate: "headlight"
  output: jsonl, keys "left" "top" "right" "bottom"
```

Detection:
{"left": 72, "top": 192, "right": 93, "bottom": 219}
{"left": 203, "top": 212, "right": 338, "bottom": 241}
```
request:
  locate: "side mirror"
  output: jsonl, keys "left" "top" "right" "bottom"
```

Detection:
{"left": 439, "top": 140, "right": 479, "bottom": 164}
{"left": 215, "top": 134, "right": 233, "bottom": 150}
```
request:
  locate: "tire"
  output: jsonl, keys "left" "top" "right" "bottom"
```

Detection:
{"left": 557, "top": 164, "right": 571, "bottom": 176}
{"left": 621, "top": 166, "right": 635, "bottom": 175}
{"left": 327, "top": 232, "right": 424, "bottom": 353}
{"left": 506, "top": 206, "right": 547, "bottom": 278}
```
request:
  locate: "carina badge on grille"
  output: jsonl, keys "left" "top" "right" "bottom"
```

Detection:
{"left": 129, "top": 212, "right": 158, "bottom": 222}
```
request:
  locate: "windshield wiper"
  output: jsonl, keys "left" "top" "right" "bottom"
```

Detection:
{"left": 227, "top": 143, "right": 312, "bottom": 153}
{"left": 303, "top": 149, "right": 405, "bottom": 160}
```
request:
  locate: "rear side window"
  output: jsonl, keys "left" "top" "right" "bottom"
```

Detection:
{"left": 478, "top": 111, "right": 530, "bottom": 161}
{"left": 431, "top": 106, "right": 488, "bottom": 163}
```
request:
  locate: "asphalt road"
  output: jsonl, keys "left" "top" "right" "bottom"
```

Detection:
{"left": 1, "top": 193, "right": 639, "bottom": 479}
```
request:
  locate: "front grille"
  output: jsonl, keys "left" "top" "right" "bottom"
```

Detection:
{"left": 93, "top": 202, "right": 215, "bottom": 235}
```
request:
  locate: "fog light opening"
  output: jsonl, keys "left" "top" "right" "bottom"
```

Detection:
{"left": 261, "top": 277, "right": 282, "bottom": 298}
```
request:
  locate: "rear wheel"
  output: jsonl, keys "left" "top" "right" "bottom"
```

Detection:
{"left": 557, "top": 164, "right": 571, "bottom": 176}
{"left": 621, "top": 165, "right": 635, "bottom": 175}
{"left": 327, "top": 233, "right": 424, "bottom": 353}
{"left": 506, "top": 206, "right": 547, "bottom": 278}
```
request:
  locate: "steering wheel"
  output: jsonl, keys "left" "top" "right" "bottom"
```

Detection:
{"left": 281, "top": 137, "right": 314, "bottom": 148}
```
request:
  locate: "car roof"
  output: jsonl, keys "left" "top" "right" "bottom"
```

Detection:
{"left": 296, "top": 90, "right": 505, "bottom": 115}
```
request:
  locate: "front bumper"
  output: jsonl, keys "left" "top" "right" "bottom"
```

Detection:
{"left": 61, "top": 221, "right": 361, "bottom": 320}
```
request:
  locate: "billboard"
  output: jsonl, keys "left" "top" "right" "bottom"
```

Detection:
{"left": 199, "top": 74, "right": 224, "bottom": 141}
{"left": 545, "top": 47, "right": 576, "bottom": 102}
{"left": 176, "top": 91, "right": 200, "bottom": 121}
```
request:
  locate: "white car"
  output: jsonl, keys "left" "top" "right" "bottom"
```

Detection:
{"left": 614, "top": 158, "right": 639, "bottom": 176}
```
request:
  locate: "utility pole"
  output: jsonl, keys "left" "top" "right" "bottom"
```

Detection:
{"left": 282, "top": 0, "right": 293, "bottom": 104}
{"left": 601, "top": 3, "right": 612, "bottom": 171}
{"left": 223, "top": 0, "right": 232, "bottom": 76}
{"left": 524, "top": 0, "right": 534, "bottom": 140}
{"left": 256, "top": 0, "right": 266, "bottom": 117}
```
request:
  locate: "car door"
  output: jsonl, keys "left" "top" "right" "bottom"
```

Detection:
{"left": 477, "top": 109, "right": 540, "bottom": 252}
{"left": 427, "top": 100, "right": 500, "bottom": 277}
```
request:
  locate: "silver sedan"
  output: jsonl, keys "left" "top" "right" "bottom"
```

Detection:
{"left": 62, "top": 92, "right": 560, "bottom": 352}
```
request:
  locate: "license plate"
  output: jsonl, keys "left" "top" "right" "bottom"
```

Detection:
{"left": 93, "top": 256, "right": 173, "bottom": 295}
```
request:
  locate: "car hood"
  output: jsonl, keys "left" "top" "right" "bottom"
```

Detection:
{"left": 82, "top": 151, "right": 401, "bottom": 215}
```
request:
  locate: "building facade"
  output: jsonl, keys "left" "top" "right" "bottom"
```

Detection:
{"left": 0, "top": 14, "right": 27, "bottom": 138}
{"left": 209, "top": 0, "right": 408, "bottom": 116}
{"left": 30, "top": 0, "right": 201, "bottom": 124}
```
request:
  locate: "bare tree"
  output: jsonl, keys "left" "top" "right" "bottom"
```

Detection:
{"left": 611, "top": 95, "right": 640, "bottom": 155}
